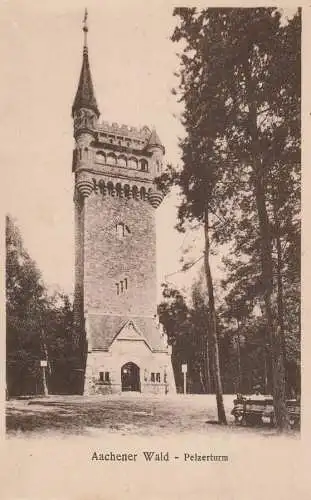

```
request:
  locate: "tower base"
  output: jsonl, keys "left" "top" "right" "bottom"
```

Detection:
{"left": 83, "top": 349, "right": 176, "bottom": 396}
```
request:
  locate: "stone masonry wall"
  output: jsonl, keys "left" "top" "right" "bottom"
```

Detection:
{"left": 73, "top": 195, "right": 85, "bottom": 347}
{"left": 84, "top": 189, "right": 157, "bottom": 317}
{"left": 84, "top": 344, "right": 173, "bottom": 395}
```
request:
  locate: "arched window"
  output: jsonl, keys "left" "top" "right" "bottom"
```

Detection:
{"left": 140, "top": 186, "right": 146, "bottom": 200}
{"left": 96, "top": 151, "right": 106, "bottom": 164}
{"left": 116, "top": 223, "right": 131, "bottom": 239}
{"left": 115, "top": 183, "right": 122, "bottom": 197}
{"left": 98, "top": 179, "right": 105, "bottom": 195}
{"left": 116, "top": 277, "right": 129, "bottom": 294}
{"left": 140, "top": 159, "right": 148, "bottom": 172}
{"left": 124, "top": 184, "right": 130, "bottom": 199}
{"left": 132, "top": 186, "right": 138, "bottom": 199}
{"left": 107, "top": 153, "right": 117, "bottom": 165}
{"left": 83, "top": 147, "right": 89, "bottom": 160}
{"left": 118, "top": 156, "right": 127, "bottom": 168}
{"left": 107, "top": 182, "right": 114, "bottom": 196}
{"left": 128, "top": 157, "right": 138, "bottom": 170}
{"left": 116, "top": 223, "right": 124, "bottom": 239}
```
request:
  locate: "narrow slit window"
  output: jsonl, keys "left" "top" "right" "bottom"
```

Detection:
{"left": 99, "top": 371, "right": 104, "bottom": 382}
{"left": 156, "top": 373, "right": 161, "bottom": 383}
{"left": 151, "top": 372, "right": 155, "bottom": 383}
{"left": 116, "top": 278, "right": 128, "bottom": 294}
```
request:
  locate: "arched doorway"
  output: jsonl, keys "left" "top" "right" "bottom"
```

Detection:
{"left": 121, "top": 362, "right": 140, "bottom": 392}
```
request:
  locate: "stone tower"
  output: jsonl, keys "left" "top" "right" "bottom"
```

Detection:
{"left": 72, "top": 12, "right": 175, "bottom": 395}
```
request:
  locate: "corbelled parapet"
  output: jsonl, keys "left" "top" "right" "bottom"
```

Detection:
{"left": 148, "top": 188, "right": 164, "bottom": 209}
{"left": 76, "top": 172, "right": 93, "bottom": 198}
{"left": 83, "top": 177, "right": 165, "bottom": 208}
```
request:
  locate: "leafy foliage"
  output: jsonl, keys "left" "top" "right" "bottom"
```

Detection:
{"left": 6, "top": 215, "right": 74, "bottom": 396}
{"left": 160, "top": 8, "right": 301, "bottom": 426}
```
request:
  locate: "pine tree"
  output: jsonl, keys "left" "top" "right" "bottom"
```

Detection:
{"left": 166, "top": 7, "right": 300, "bottom": 429}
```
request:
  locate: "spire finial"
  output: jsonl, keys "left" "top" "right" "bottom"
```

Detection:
{"left": 72, "top": 7, "right": 100, "bottom": 119}
{"left": 83, "top": 8, "right": 88, "bottom": 51}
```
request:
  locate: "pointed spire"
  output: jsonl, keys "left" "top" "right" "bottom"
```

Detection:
{"left": 72, "top": 9, "right": 100, "bottom": 118}
{"left": 147, "top": 127, "right": 165, "bottom": 153}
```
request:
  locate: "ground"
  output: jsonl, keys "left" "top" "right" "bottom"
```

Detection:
{"left": 6, "top": 393, "right": 278, "bottom": 437}
{"left": 3, "top": 394, "right": 307, "bottom": 500}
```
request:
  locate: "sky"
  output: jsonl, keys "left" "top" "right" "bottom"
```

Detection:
{"left": 1, "top": 1, "right": 302, "bottom": 304}
{"left": 2, "top": 0, "right": 209, "bottom": 300}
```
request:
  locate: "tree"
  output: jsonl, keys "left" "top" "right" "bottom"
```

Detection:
{"left": 166, "top": 7, "right": 300, "bottom": 430}
{"left": 6, "top": 215, "right": 75, "bottom": 396}
{"left": 42, "top": 292, "right": 74, "bottom": 394}
{"left": 158, "top": 284, "right": 192, "bottom": 393}
{"left": 6, "top": 215, "right": 48, "bottom": 395}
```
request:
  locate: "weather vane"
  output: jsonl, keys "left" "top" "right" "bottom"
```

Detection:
{"left": 83, "top": 8, "right": 88, "bottom": 48}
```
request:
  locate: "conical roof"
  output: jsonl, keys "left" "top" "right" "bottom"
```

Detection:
{"left": 72, "top": 14, "right": 100, "bottom": 120}
{"left": 148, "top": 128, "right": 165, "bottom": 152}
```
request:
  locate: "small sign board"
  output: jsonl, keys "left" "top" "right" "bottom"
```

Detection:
{"left": 181, "top": 363, "right": 187, "bottom": 373}
{"left": 40, "top": 360, "right": 48, "bottom": 367}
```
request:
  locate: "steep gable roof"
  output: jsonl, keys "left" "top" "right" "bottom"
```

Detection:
{"left": 111, "top": 319, "right": 152, "bottom": 349}
{"left": 86, "top": 314, "right": 168, "bottom": 353}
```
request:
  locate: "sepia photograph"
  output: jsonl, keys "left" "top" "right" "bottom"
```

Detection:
{"left": 2, "top": 2, "right": 306, "bottom": 499}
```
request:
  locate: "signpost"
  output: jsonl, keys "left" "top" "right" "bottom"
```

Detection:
{"left": 182, "top": 363, "right": 187, "bottom": 395}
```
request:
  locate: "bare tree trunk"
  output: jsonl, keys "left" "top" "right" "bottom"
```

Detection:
{"left": 204, "top": 203, "right": 227, "bottom": 424}
{"left": 40, "top": 329, "right": 50, "bottom": 396}
{"left": 205, "top": 336, "right": 212, "bottom": 393}
{"left": 236, "top": 320, "right": 242, "bottom": 393}
{"left": 272, "top": 199, "right": 288, "bottom": 394}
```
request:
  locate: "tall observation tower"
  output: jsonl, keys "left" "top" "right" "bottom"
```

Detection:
{"left": 71, "top": 11, "right": 175, "bottom": 395}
